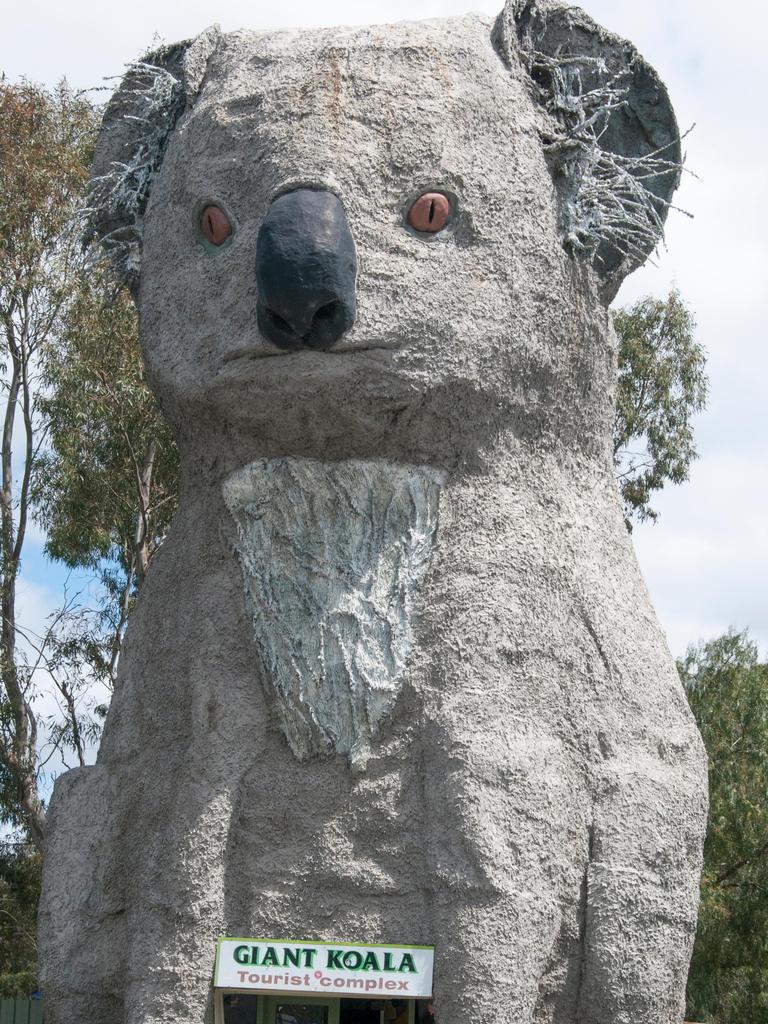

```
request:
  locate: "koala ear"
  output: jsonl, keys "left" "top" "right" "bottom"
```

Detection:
{"left": 87, "top": 25, "right": 221, "bottom": 294}
{"left": 493, "top": 0, "right": 682, "bottom": 301}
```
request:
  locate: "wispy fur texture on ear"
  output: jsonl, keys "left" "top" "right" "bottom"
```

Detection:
{"left": 494, "top": 0, "right": 684, "bottom": 300}
{"left": 85, "top": 26, "right": 220, "bottom": 293}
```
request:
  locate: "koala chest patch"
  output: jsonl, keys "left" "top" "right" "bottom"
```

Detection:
{"left": 223, "top": 458, "right": 445, "bottom": 767}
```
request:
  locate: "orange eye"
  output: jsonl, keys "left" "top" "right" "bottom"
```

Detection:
{"left": 200, "top": 205, "right": 232, "bottom": 246}
{"left": 407, "top": 192, "right": 451, "bottom": 233}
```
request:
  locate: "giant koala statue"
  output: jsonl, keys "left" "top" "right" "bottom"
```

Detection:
{"left": 39, "top": 2, "right": 707, "bottom": 1023}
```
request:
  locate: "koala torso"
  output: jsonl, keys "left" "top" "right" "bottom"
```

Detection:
{"left": 40, "top": 5, "right": 707, "bottom": 1024}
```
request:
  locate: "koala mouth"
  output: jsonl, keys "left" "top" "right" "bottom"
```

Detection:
{"left": 221, "top": 341, "right": 399, "bottom": 364}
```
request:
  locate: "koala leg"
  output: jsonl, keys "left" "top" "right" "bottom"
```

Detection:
{"left": 425, "top": 719, "right": 591, "bottom": 1024}
{"left": 577, "top": 753, "right": 707, "bottom": 1024}
{"left": 117, "top": 764, "right": 234, "bottom": 1024}
{"left": 39, "top": 766, "right": 126, "bottom": 1024}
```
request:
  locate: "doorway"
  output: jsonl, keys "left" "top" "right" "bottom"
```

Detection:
{"left": 219, "top": 994, "right": 424, "bottom": 1024}
{"left": 340, "top": 1000, "right": 388, "bottom": 1024}
{"left": 268, "top": 998, "right": 335, "bottom": 1024}
{"left": 221, "top": 993, "right": 260, "bottom": 1024}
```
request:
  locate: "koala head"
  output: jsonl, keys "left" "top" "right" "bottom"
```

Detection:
{"left": 90, "top": 0, "right": 680, "bottom": 470}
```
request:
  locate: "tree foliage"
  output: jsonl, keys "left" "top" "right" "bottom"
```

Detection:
{"left": 613, "top": 289, "right": 708, "bottom": 526}
{"left": 682, "top": 631, "right": 768, "bottom": 1024}
{"left": 34, "top": 276, "right": 177, "bottom": 689}
{"left": 0, "top": 75, "right": 177, "bottom": 993}
{"left": 0, "top": 78, "right": 98, "bottom": 849}
{"left": 0, "top": 843, "right": 39, "bottom": 997}
{"left": 0, "top": 75, "right": 177, "bottom": 857}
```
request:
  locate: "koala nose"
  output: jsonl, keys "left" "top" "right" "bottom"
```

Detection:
{"left": 256, "top": 189, "right": 357, "bottom": 351}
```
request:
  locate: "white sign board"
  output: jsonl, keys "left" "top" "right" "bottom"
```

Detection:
{"left": 214, "top": 938, "right": 434, "bottom": 999}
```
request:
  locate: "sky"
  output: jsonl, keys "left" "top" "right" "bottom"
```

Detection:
{"left": 2, "top": 0, "right": 766, "bottom": 773}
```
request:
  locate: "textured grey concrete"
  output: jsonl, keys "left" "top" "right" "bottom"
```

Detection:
{"left": 40, "top": 2, "right": 708, "bottom": 1023}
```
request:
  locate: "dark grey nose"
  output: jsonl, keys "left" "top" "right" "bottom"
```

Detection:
{"left": 256, "top": 189, "right": 357, "bottom": 351}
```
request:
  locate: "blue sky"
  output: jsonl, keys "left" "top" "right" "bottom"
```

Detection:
{"left": 3, "top": 0, "right": 767, "bottom": 729}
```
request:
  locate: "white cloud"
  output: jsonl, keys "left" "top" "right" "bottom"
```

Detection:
{"left": 3, "top": 0, "right": 503, "bottom": 91}
{"left": 15, "top": 575, "right": 59, "bottom": 644}
{"left": 633, "top": 452, "right": 768, "bottom": 659}
{"left": 592, "top": 0, "right": 768, "bottom": 665}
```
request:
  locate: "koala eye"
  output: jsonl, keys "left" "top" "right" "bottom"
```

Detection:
{"left": 200, "top": 205, "right": 233, "bottom": 246}
{"left": 407, "top": 192, "right": 452, "bottom": 234}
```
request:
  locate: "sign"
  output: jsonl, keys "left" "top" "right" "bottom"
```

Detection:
{"left": 214, "top": 938, "right": 434, "bottom": 998}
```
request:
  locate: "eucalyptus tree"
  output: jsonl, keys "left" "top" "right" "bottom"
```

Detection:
{"left": 0, "top": 839, "right": 40, "bottom": 996}
{"left": 35, "top": 275, "right": 177, "bottom": 692}
{"left": 0, "top": 78, "right": 176, "bottom": 850}
{"left": 0, "top": 79, "right": 95, "bottom": 849}
{"left": 613, "top": 288, "right": 708, "bottom": 526}
{"left": 682, "top": 632, "right": 768, "bottom": 1024}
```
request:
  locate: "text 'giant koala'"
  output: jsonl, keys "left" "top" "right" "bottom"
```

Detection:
{"left": 40, "top": 2, "right": 707, "bottom": 1023}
